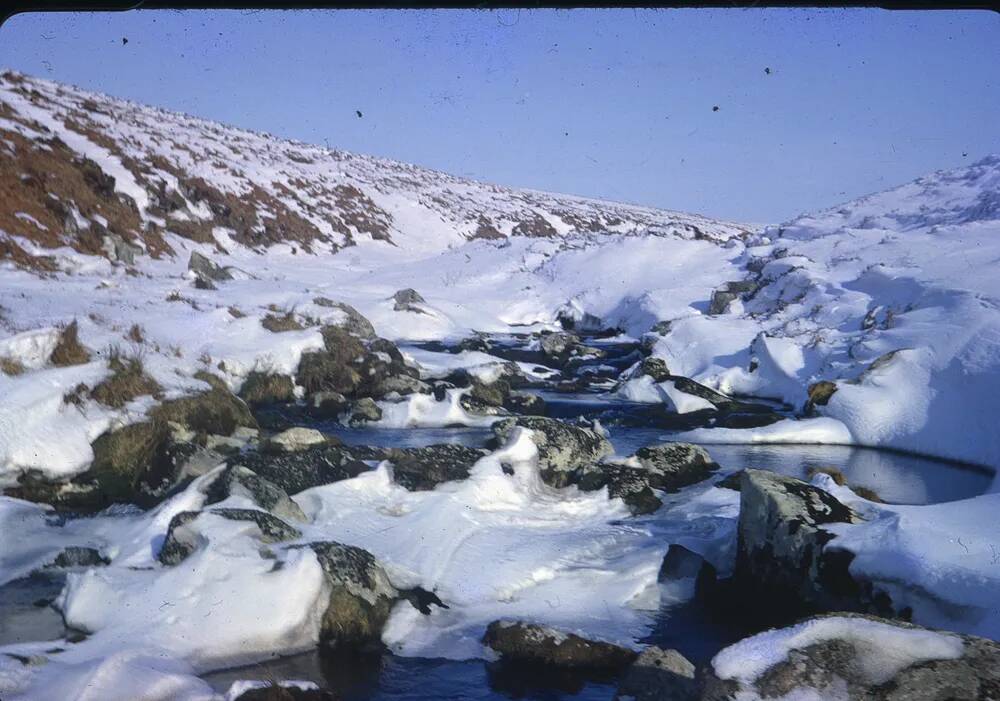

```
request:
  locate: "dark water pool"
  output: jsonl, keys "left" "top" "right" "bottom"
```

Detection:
{"left": 203, "top": 650, "right": 618, "bottom": 700}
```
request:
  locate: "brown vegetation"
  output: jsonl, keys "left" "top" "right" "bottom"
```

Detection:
{"left": 50, "top": 320, "right": 91, "bottom": 366}
{"left": 89, "top": 348, "right": 162, "bottom": 408}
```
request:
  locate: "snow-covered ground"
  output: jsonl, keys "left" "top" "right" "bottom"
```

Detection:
{"left": 1, "top": 70, "right": 999, "bottom": 699}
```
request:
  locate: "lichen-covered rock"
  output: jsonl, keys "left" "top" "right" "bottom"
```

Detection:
{"left": 188, "top": 251, "right": 234, "bottom": 282}
{"left": 237, "top": 444, "right": 367, "bottom": 495}
{"left": 386, "top": 444, "right": 488, "bottom": 491}
{"left": 577, "top": 463, "right": 663, "bottom": 515}
{"left": 310, "top": 391, "right": 348, "bottom": 417}
{"left": 348, "top": 397, "right": 382, "bottom": 424}
{"left": 503, "top": 392, "right": 546, "bottom": 416}
{"left": 702, "top": 613, "right": 1000, "bottom": 701}
{"left": 709, "top": 280, "right": 758, "bottom": 315}
{"left": 312, "top": 297, "right": 377, "bottom": 339}
{"left": 156, "top": 372, "right": 258, "bottom": 436}
{"left": 734, "top": 469, "right": 863, "bottom": 614}
{"left": 239, "top": 371, "right": 296, "bottom": 407}
{"left": 204, "top": 465, "right": 306, "bottom": 522}
{"left": 614, "top": 646, "right": 697, "bottom": 701}
{"left": 538, "top": 331, "right": 605, "bottom": 366}
{"left": 264, "top": 427, "right": 329, "bottom": 453}
{"left": 482, "top": 621, "right": 638, "bottom": 671}
{"left": 49, "top": 546, "right": 109, "bottom": 568}
{"left": 392, "top": 288, "right": 427, "bottom": 312}
{"left": 633, "top": 356, "right": 671, "bottom": 383}
{"left": 632, "top": 443, "right": 719, "bottom": 492}
{"left": 158, "top": 508, "right": 301, "bottom": 565}
{"left": 492, "top": 416, "right": 612, "bottom": 488}
{"left": 299, "top": 541, "right": 398, "bottom": 649}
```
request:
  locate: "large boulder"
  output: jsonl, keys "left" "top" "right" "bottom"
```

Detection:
{"left": 614, "top": 646, "right": 697, "bottom": 701}
{"left": 158, "top": 508, "right": 302, "bottom": 565}
{"left": 236, "top": 444, "right": 368, "bottom": 495}
{"left": 204, "top": 465, "right": 306, "bottom": 522}
{"left": 296, "top": 326, "right": 418, "bottom": 401}
{"left": 386, "top": 444, "right": 488, "bottom": 491}
{"left": 538, "top": 331, "right": 604, "bottom": 366}
{"left": 734, "top": 469, "right": 865, "bottom": 614}
{"left": 702, "top": 613, "right": 1000, "bottom": 701}
{"left": 299, "top": 541, "right": 398, "bottom": 649}
{"left": 482, "top": 621, "right": 637, "bottom": 671}
{"left": 577, "top": 463, "right": 663, "bottom": 515}
{"left": 492, "top": 416, "right": 612, "bottom": 488}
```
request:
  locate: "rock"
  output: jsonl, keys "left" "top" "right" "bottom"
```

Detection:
{"left": 188, "top": 251, "right": 234, "bottom": 282}
{"left": 806, "top": 380, "right": 838, "bottom": 413}
{"left": 386, "top": 444, "right": 488, "bottom": 491}
{"left": 577, "top": 463, "right": 663, "bottom": 515}
{"left": 310, "top": 391, "right": 348, "bottom": 417}
{"left": 701, "top": 613, "right": 1000, "bottom": 701}
{"left": 392, "top": 288, "right": 427, "bottom": 313}
{"left": 556, "top": 303, "right": 608, "bottom": 334}
{"left": 503, "top": 392, "right": 546, "bottom": 416}
{"left": 156, "top": 373, "right": 258, "bottom": 436}
{"left": 237, "top": 444, "right": 368, "bottom": 495}
{"left": 492, "top": 416, "right": 612, "bottom": 488}
{"left": 193, "top": 275, "right": 217, "bottom": 290}
{"left": 539, "top": 331, "right": 579, "bottom": 360}
{"left": 240, "top": 372, "right": 296, "bottom": 406}
{"left": 614, "top": 646, "right": 697, "bottom": 701}
{"left": 296, "top": 327, "right": 415, "bottom": 401}
{"left": 632, "top": 443, "right": 720, "bottom": 492}
{"left": 158, "top": 508, "right": 301, "bottom": 565}
{"left": 482, "top": 621, "right": 638, "bottom": 671}
{"left": 87, "top": 420, "right": 168, "bottom": 504}
{"left": 657, "top": 544, "right": 708, "bottom": 583}
{"left": 228, "top": 684, "right": 338, "bottom": 701}
{"left": 264, "top": 427, "right": 329, "bottom": 453}
{"left": 204, "top": 465, "right": 306, "bottom": 522}
{"left": 49, "top": 546, "right": 109, "bottom": 568}
{"left": 709, "top": 280, "right": 759, "bottom": 315}
{"left": 101, "top": 233, "right": 141, "bottom": 266}
{"left": 734, "top": 469, "right": 864, "bottom": 614}
{"left": 715, "top": 470, "right": 744, "bottom": 491}
{"left": 457, "top": 334, "right": 491, "bottom": 353}
{"left": 634, "top": 357, "right": 671, "bottom": 383}
{"left": 299, "top": 541, "right": 398, "bottom": 649}
{"left": 312, "top": 297, "right": 377, "bottom": 339}
{"left": 348, "top": 397, "right": 382, "bottom": 424}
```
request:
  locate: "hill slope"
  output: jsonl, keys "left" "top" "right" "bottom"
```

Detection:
{"left": 0, "top": 69, "right": 749, "bottom": 270}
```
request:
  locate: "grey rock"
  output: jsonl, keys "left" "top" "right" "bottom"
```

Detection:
{"left": 701, "top": 613, "right": 1000, "bottom": 701}
{"left": 392, "top": 288, "right": 427, "bottom": 313}
{"left": 387, "top": 444, "right": 489, "bottom": 491}
{"left": 49, "top": 546, "right": 109, "bottom": 568}
{"left": 632, "top": 443, "right": 720, "bottom": 492}
{"left": 188, "top": 251, "right": 234, "bottom": 282}
{"left": 482, "top": 620, "right": 637, "bottom": 671}
{"left": 349, "top": 397, "right": 382, "bottom": 424}
{"left": 734, "top": 469, "right": 863, "bottom": 613}
{"left": 264, "top": 427, "right": 329, "bottom": 453}
{"left": 312, "top": 297, "right": 377, "bottom": 339}
{"left": 298, "top": 541, "right": 398, "bottom": 649}
{"left": 709, "top": 280, "right": 759, "bottom": 315}
{"left": 158, "top": 508, "right": 301, "bottom": 565}
{"left": 237, "top": 444, "right": 368, "bottom": 495}
{"left": 614, "top": 646, "right": 697, "bottom": 701}
{"left": 310, "top": 390, "right": 348, "bottom": 417}
{"left": 102, "top": 233, "right": 142, "bottom": 266}
{"left": 205, "top": 465, "right": 306, "bottom": 522}
{"left": 492, "top": 416, "right": 612, "bottom": 488}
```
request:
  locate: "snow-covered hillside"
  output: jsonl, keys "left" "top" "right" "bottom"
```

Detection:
{"left": 0, "top": 69, "right": 747, "bottom": 270}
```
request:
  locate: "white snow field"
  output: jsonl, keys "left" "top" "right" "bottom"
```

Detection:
{"left": 0, "top": 70, "right": 999, "bottom": 698}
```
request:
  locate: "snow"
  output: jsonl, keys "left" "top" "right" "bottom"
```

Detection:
{"left": 712, "top": 615, "right": 965, "bottom": 685}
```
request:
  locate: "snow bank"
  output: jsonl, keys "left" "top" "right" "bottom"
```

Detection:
{"left": 712, "top": 615, "right": 964, "bottom": 685}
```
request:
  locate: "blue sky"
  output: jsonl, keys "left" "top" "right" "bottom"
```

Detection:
{"left": 1, "top": 8, "right": 998, "bottom": 223}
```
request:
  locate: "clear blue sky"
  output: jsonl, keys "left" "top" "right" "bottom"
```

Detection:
{"left": 1, "top": 8, "right": 998, "bottom": 223}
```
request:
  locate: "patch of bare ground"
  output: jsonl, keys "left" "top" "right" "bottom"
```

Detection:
{"left": 261, "top": 311, "right": 304, "bottom": 333}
